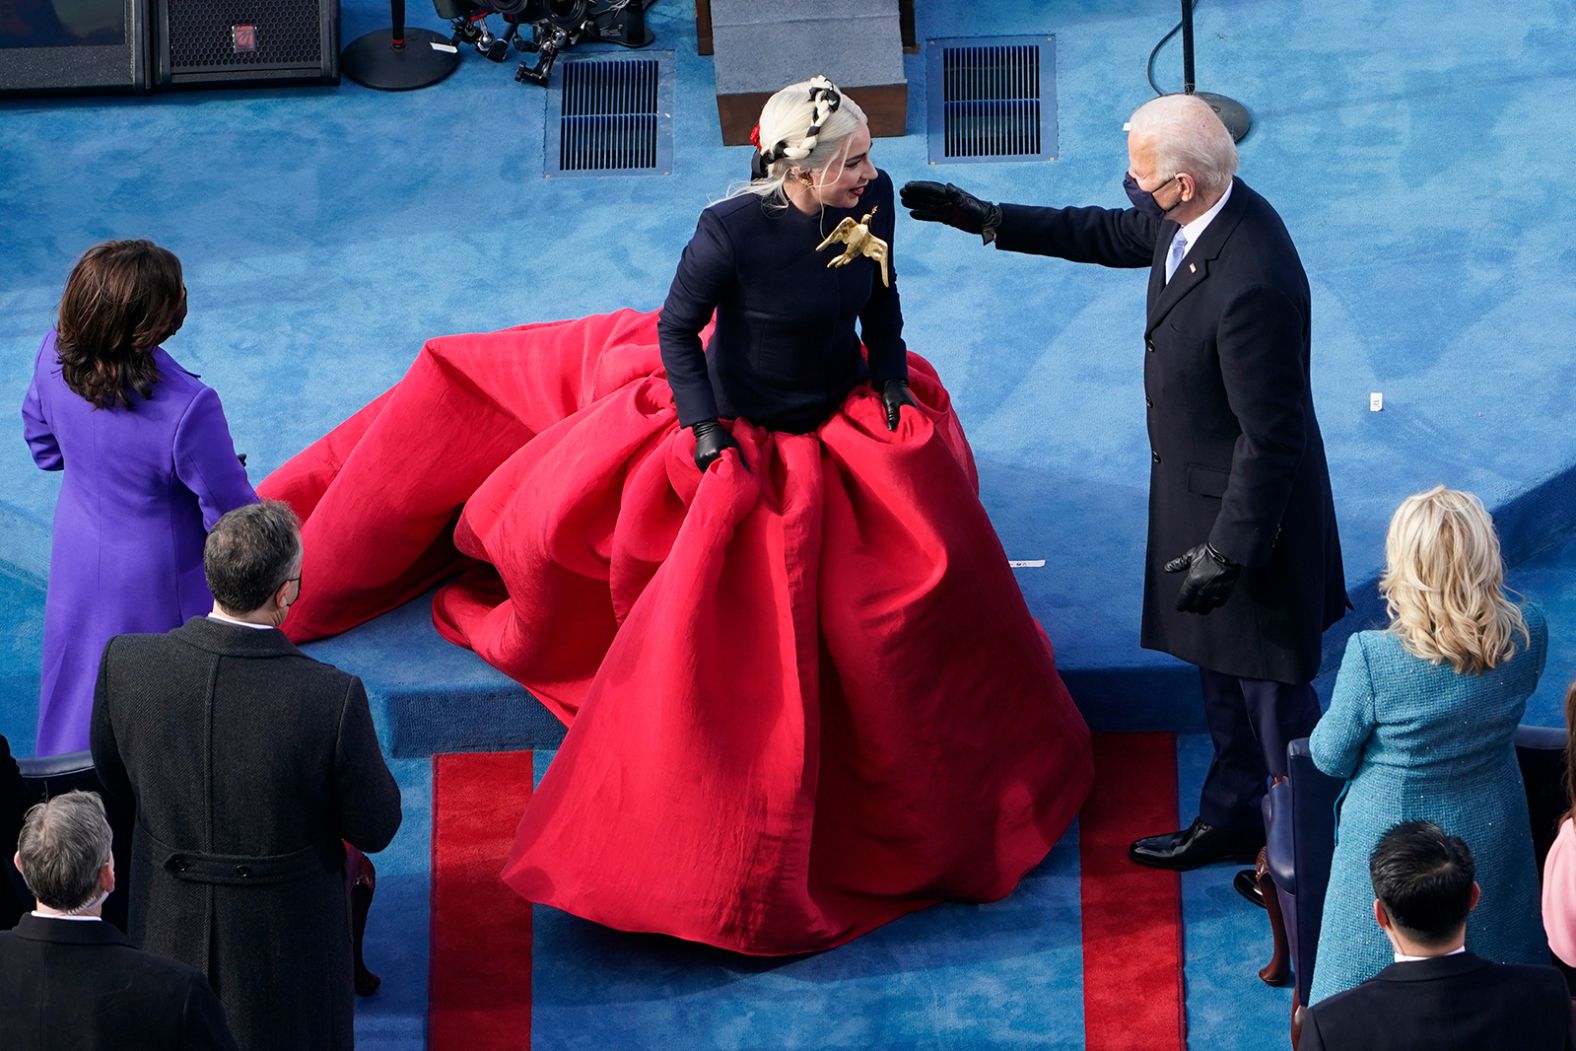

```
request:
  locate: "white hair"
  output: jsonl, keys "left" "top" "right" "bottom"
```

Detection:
{"left": 725, "top": 76, "right": 868, "bottom": 207}
{"left": 1128, "top": 94, "right": 1238, "bottom": 194}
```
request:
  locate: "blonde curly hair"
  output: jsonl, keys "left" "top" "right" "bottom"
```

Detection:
{"left": 1380, "top": 485, "right": 1527, "bottom": 674}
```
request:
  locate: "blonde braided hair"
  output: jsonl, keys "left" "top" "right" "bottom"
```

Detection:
{"left": 728, "top": 76, "right": 868, "bottom": 207}
{"left": 760, "top": 75, "right": 842, "bottom": 166}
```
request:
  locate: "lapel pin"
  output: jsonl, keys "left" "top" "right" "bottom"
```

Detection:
{"left": 1188, "top": 263, "right": 1197, "bottom": 274}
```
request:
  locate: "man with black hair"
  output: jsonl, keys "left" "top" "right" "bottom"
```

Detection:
{"left": 1300, "top": 820, "right": 1574, "bottom": 1050}
{"left": 90, "top": 501, "right": 401, "bottom": 1051}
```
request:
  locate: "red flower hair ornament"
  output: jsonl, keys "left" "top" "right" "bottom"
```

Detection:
{"left": 749, "top": 123, "right": 762, "bottom": 149}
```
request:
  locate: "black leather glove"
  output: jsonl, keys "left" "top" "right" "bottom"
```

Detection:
{"left": 690, "top": 418, "right": 739, "bottom": 473}
{"left": 1166, "top": 542, "right": 1242, "bottom": 614}
{"left": 899, "top": 181, "right": 1003, "bottom": 242}
{"left": 879, "top": 379, "right": 917, "bottom": 431}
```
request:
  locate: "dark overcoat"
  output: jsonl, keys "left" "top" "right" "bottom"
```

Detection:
{"left": 90, "top": 617, "right": 402, "bottom": 1051}
{"left": 1299, "top": 952, "right": 1576, "bottom": 1051}
{"left": 657, "top": 169, "right": 907, "bottom": 433}
{"left": 995, "top": 179, "right": 1348, "bottom": 683}
{"left": 0, "top": 914, "right": 239, "bottom": 1050}
{"left": 1, "top": 733, "right": 27, "bottom": 927}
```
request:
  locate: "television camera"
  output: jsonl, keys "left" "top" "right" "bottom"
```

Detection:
{"left": 432, "top": 0, "right": 655, "bottom": 85}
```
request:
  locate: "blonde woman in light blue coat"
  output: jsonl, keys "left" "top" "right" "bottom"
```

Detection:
{"left": 1309, "top": 486, "right": 1549, "bottom": 1003}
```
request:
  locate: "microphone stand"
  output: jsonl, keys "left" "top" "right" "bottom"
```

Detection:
{"left": 342, "top": 0, "right": 461, "bottom": 91}
{"left": 1180, "top": 0, "right": 1250, "bottom": 142}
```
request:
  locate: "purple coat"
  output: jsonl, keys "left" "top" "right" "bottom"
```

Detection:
{"left": 22, "top": 331, "right": 256, "bottom": 756}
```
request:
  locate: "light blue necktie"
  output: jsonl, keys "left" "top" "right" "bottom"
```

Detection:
{"left": 1165, "top": 232, "right": 1188, "bottom": 284}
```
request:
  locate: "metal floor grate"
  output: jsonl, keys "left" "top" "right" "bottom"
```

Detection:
{"left": 926, "top": 36, "right": 1057, "bottom": 164}
{"left": 546, "top": 53, "right": 672, "bottom": 177}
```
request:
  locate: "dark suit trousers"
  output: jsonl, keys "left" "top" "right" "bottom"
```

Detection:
{"left": 1197, "top": 669, "right": 1320, "bottom": 830}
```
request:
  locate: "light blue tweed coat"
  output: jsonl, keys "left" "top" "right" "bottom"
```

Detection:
{"left": 1308, "top": 604, "right": 1550, "bottom": 1003}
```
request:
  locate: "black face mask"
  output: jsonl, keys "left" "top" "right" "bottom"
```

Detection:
{"left": 1123, "top": 172, "right": 1180, "bottom": 220}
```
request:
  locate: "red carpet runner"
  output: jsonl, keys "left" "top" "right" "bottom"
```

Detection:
{"left": 1080, "top": 732, "right": 1185, "bottom": 1051}
{"left": 430, "top": 751, "right": 536, "bottom": 1051}
{"left": 427, "top": 738, "right": 1185, "bottom": 1049}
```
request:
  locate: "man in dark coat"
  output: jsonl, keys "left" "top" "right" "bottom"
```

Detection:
{"left": 903, "top": 93, "right": 1347, "bottom": 869}
{"left": 90, "top": 501, "right": 402, "bottom": 1050}
{"left": 2, "top": 733, "right": 28, "bottom": 926}
{"left": 1, "top": 789, "right": 238, "bottom": 1050}
{"left": 1299, "top": 821, "right": 1575, "bottom": 1051}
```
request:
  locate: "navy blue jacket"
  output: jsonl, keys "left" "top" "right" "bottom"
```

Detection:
{"left": 1299, "top": 952, "right": 1575, "bottom": 1051}
{"left": 995, "top": 179, "right": 1347, "bottom": 683}
{"left": 1, "top": 734, "right": 25, "bottom": 928}
{"left": 658, "top": 170, "right": 906, "bottom": 433}
{"left": 0, "top": 914, "right": 239, "bottom": 1050}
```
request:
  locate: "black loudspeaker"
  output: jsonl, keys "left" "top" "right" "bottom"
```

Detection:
{"left": 153, "top": 0, "right": 337, "bottom": 87}
{"left": 0, "top": 0, "right": 152, "bottom": 96}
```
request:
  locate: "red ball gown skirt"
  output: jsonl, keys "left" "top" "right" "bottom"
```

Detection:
{"left": 261, "top": 308, "right": 1093, "bottom": 955}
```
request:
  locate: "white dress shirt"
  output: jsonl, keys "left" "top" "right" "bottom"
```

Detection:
{"left": 1165, "top": 181, "right": 1234, "bottom": 284}
{"left": 208, "top": 610, "right": 276, "bottom": 631}
{"left": 1393, "top": 945, "right": 1466, "bottom": 963}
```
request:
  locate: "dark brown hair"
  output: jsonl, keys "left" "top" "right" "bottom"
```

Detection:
{"left": 55, "top": 240, "right": 183, "bottom": 409}
{"left": 1565, "top": 679, "right": 1576, "bottom": 825}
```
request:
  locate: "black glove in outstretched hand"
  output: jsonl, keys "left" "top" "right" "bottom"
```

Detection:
{"left": 1166, "top": 542, "right": 1242, "bottom": 614}
{"left": 690, "top": 418, "right": 740, "bottom": 472}
{"left": 900, "top": 181, "right": 1002, "bottom": 241}
{"left": 880, "top": 379, "right": 917, "bottom": 431}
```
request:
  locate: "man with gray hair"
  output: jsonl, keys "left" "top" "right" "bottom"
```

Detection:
{"left": 91, "top": 500, "right": 402, "bottom": 1050}
{"left": 902, "top": 94, "right": 1348, "bottom": 870}
{"left": 0, "top": 790, "right": 238, "bottom": 1049}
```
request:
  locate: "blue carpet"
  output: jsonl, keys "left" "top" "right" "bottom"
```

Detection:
{"left": 3, "top": 0, "right": 1575, "bottom": 746}
{"left": 353, "top": 758, "right": 434, "bottom": 1051}
{"left": 1177, "top": 734, "right": 1292, "bottom": 1049}
{"left": 3, "top": 0, "right": 1575, "bottom": 1047}
{"left": 1509, "top": 529, "right": 1576, "bottom": 729}
{"left": 526, "top": 751, "right": 1087, "bottom": 1050}
{"left": 300, "top": 593, "right": 564, "bottom": 758}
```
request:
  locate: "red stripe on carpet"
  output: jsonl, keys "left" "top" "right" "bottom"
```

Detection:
{"left": 1080, "top": 732, "right": 1184, "bottom": 1051}
{"left": 430, "top": 751, "right": 536, "bottom": 1051}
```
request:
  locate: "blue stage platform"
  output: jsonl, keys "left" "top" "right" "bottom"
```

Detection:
{"left": 4, "top": 0, "right": 1574, "bottom": 751}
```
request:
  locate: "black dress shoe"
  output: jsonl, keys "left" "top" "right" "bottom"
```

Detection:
{"left": 1127, "top": 817, "right": 1265, "bottom": 871}
{"left": 1233, "top": 868, "right": 1267, "bottom": 909}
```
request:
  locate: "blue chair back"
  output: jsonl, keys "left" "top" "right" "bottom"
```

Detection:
{"left": 1270, "top": 725, "right": 1571, "bottom": 1007}
{"left": 1274, "top": 738, "right": 1343, "bottom": 1006}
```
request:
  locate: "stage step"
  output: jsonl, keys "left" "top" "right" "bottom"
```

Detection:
{"left": 2, "top": 476, "right": 1573, "bottom": 760}
{"left": 708, "top": 0, "right": 907, "bottom": 145}
{"left": 301, "top": 592, "right": 566, "bottom": 759}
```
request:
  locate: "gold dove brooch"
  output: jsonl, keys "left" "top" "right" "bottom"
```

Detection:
{"left": 816, "top": 206, "right": 891, "bottom": 287}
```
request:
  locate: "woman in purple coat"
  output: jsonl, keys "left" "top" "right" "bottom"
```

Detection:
{"left": 22, "top": 241, "right": 256, "bottom": 755}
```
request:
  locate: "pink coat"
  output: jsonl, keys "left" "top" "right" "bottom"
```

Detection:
{"left": 1542, "top": 816, "right": 1576, "bottom": 967}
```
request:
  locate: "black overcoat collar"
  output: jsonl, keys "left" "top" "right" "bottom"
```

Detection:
{"left": 1371, "top": 950, "right": 1491, "bottom": 984}
{"left": 1145, "top": 176, "right": 1250, "bottom": 334}
{"left": 172, "top": 615, "right": 305, "bottom": 659}
{"left": 11, "top": 913, "right": 134, "bottom": 947}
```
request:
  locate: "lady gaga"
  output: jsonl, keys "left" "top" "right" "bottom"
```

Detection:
{"left": 261, "top": 76, "right": 1093, "bottom": 955}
